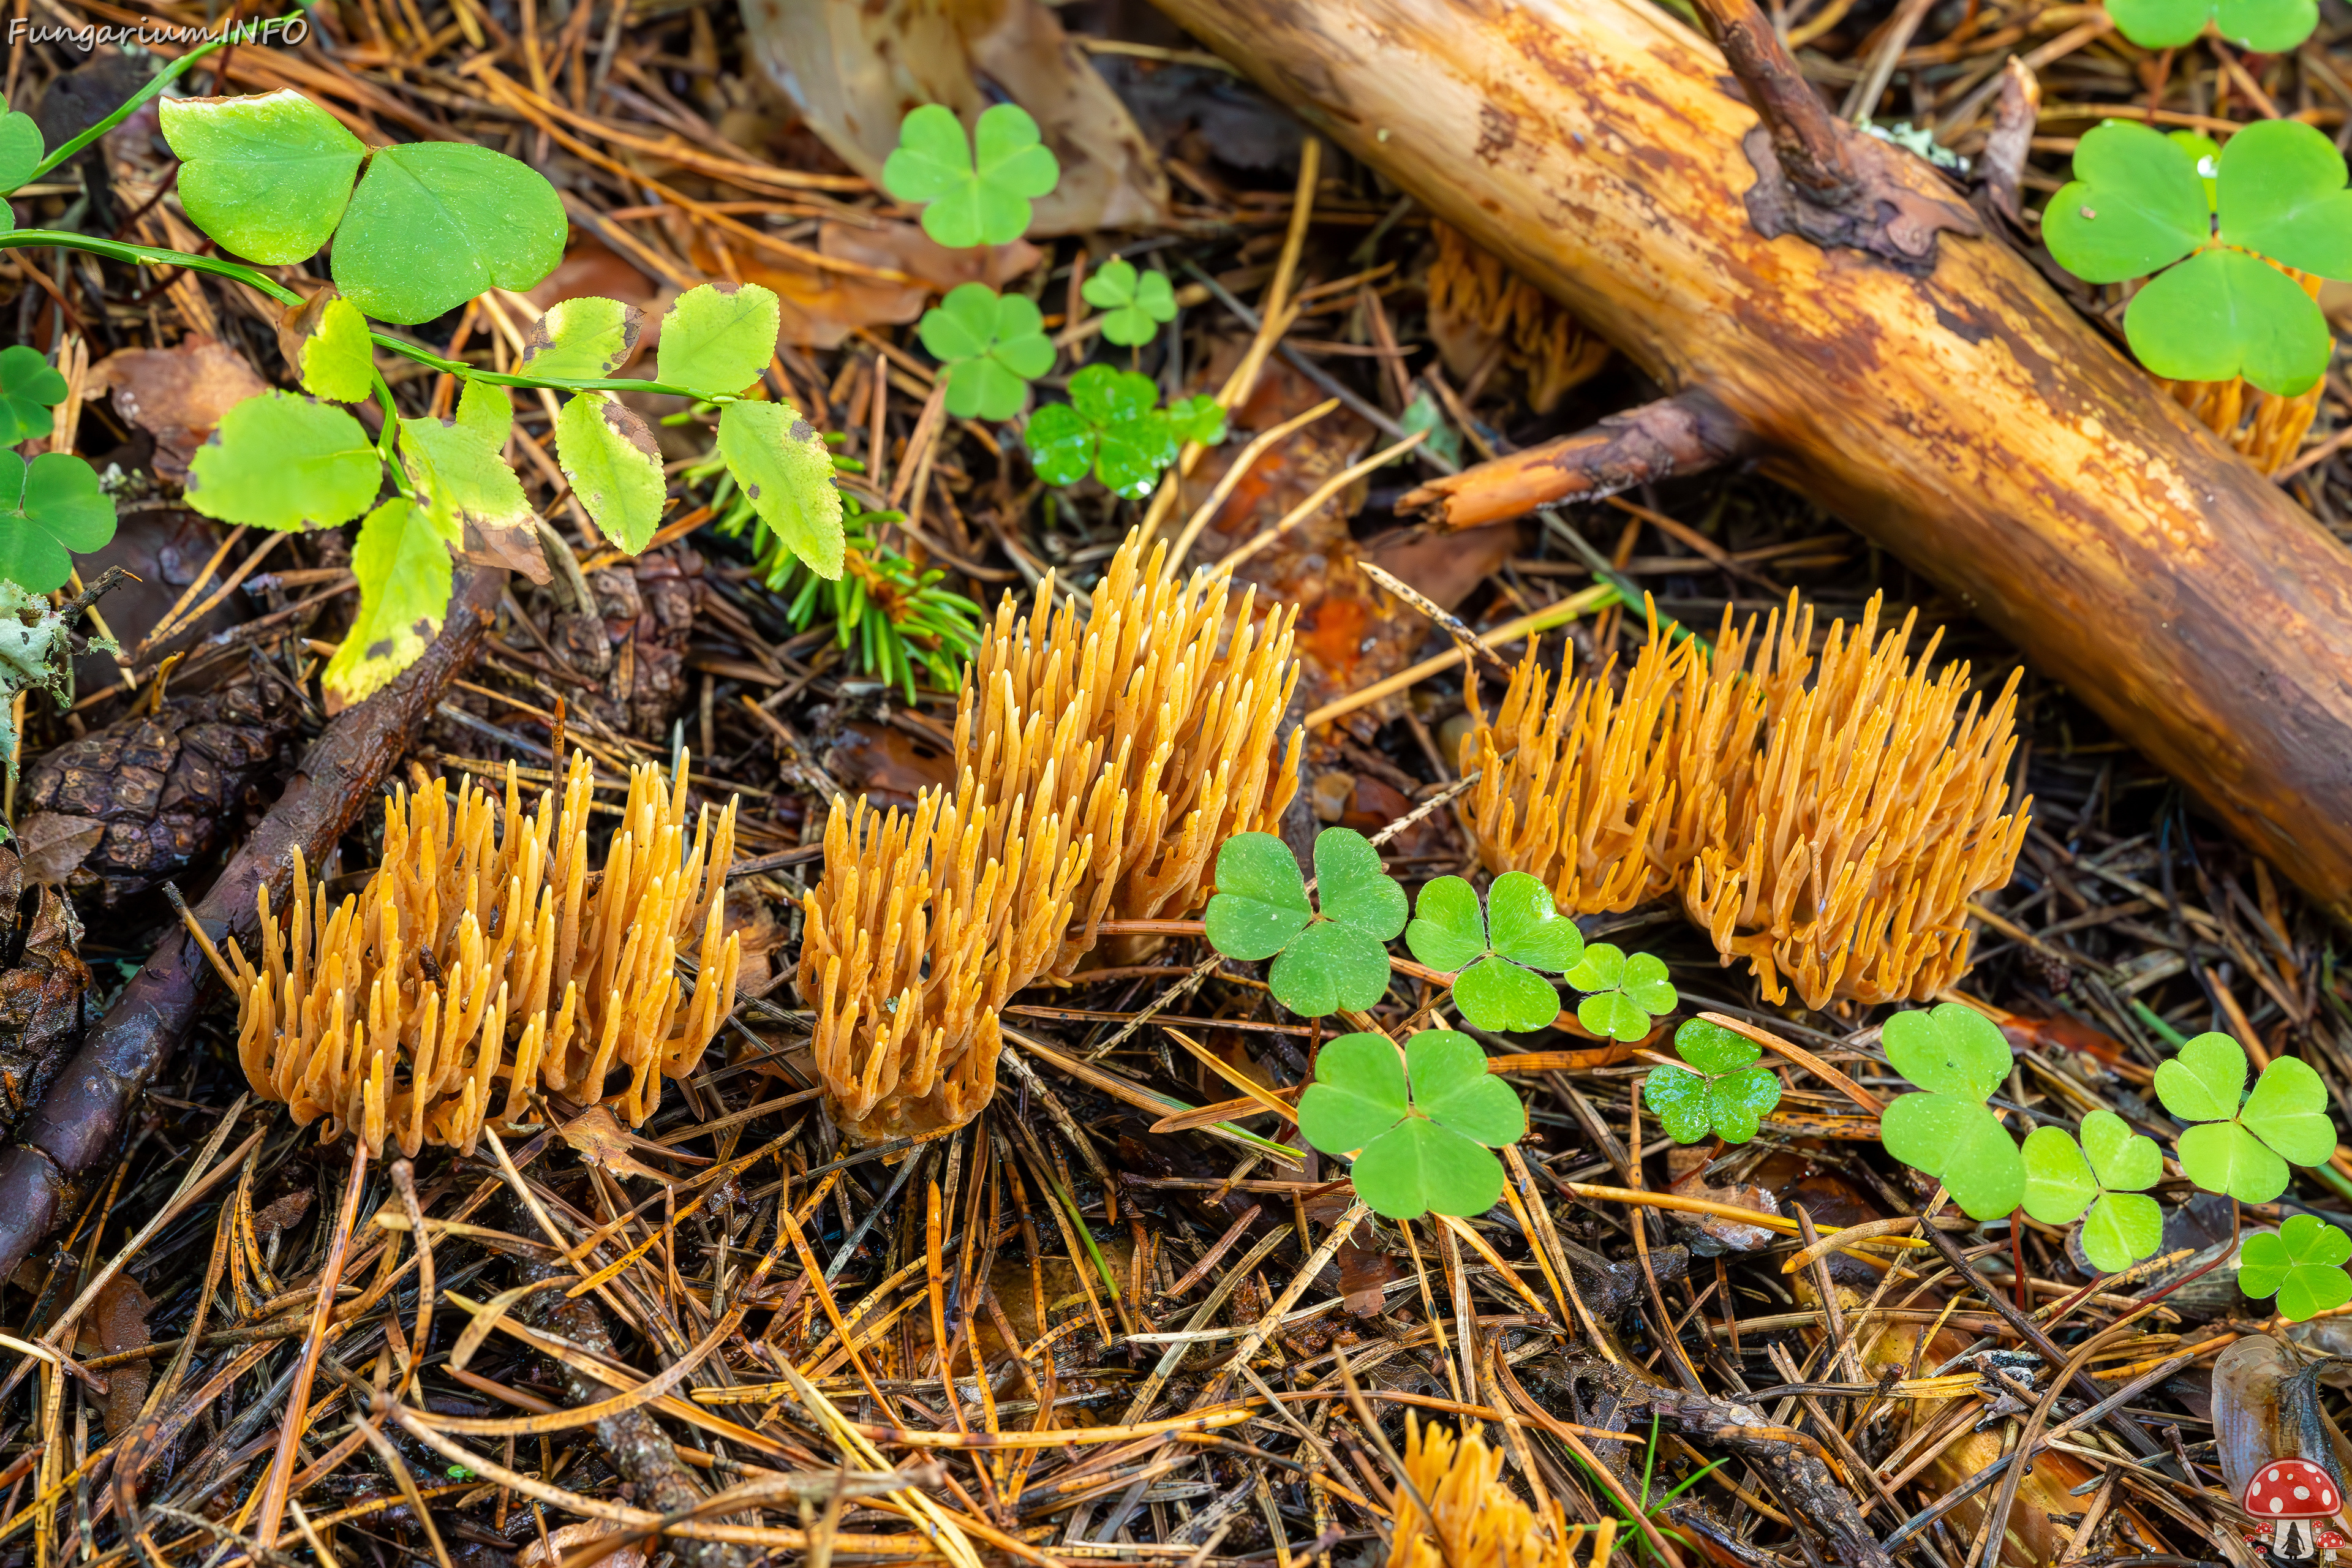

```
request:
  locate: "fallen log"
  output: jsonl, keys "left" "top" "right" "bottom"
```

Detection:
{"left": 1155, "top": 0, "right": 2352, "bottom": 918}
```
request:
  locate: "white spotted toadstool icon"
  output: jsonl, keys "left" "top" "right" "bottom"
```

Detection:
{"left": 2244, "top": 1457, "right": 2348, "bottom": 1561}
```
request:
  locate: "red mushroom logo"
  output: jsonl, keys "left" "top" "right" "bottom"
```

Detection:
{"left": 2245, "top": 1458, "right": 2348, "bottom": 1561}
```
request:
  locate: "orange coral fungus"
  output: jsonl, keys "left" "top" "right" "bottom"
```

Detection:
{"left": 1387, "top": 1414, "right": 1595, "bottom": 1568}
{"left": 1685, "top": 594, "right": 2029, "bottom": 1009}
{"left": 1457, "top": 604, "right": 1781, "bottom": 915}
{"left": 801, "top": 527, "right": 1302, "bottom": 1142}
{"left": 1425, "top": 221, "right": 1610, "bottom": 414}
{"left": 228, "top": 752, "right": 741, "bottom": 1157}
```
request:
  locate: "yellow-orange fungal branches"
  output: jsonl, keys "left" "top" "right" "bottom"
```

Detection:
{"left": 801, "top": 527, "right": 1303, "bottom": 1143}
{"left": 1386, "top": 1414, "right": 1589, "bottom": 1568}
{"left": 228, "top": 751, "right": 741, "bottom": 1157}
{"left": 1457, "top": 603, "right": 1779, "bottom": 915}
{"left": 1684, "top": 595, "right": 2029, "bottom": 1009}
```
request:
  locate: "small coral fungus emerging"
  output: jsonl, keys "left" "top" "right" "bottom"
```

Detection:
{"left": 228, "top": 752, "right": 741, "bottom": 1156}
{"left": 800, "top": 527, "right": 1302, "bottom": 1143}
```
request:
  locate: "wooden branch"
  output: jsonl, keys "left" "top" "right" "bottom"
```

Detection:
{"left": 1399, "top": 391, "right": 1757, "bottom": 532}
{"left": 1151, "top": 0, "right": 2352, "bottom": 921}
{"left": 1689, "top": 0, "right": 1855, "bottom": 208}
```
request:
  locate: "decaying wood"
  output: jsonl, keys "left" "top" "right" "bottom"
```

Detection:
{"left": 1401, "top": 392, "right": 1757, "bottom": 531}
{"left": 1153, "top": 0, "right": 2352, "bottom": 919}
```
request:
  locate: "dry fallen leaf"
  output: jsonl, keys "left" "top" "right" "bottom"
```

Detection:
{"left": 86, "top": 337, "right": 270, "bottom": 481}
{"left": 8, "top": 813, "right": 105, "bottom": 888}
{"left": 516, "top": 1522, "right": 649, "bottom": 1568}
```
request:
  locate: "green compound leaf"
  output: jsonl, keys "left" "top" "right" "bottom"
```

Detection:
{"left": 1566, "top": 943, "right": 1677, "bottom": 1041}
{"left": 1410, "top": 1029, "right": 1524, "bottom": 1145}
{"left": 1709, "top": 1069, "right": 1783, "bottom": 1144}
{"left": 2217, "top": 0, "right": 2320, "bottom": 51}
{"left": 1316, "top": 827, "right": 1409, "bottom": 942}
{"left": 2238, "top": 1213, "right": 2352, "bottom": 1322}
{"left": 656, "top": 284, "right": 779, "bottom": 398}
{"left": 1452, "top": 957, "right": 1560, "bottom": 1035}
{"left": 1487, "top": 871, "right": 1583, "bottom": 971}
{"left": 919, "top": 284, "right": 1052, "bottom": 421}
{"left": 556, "top": 393, "right": 666, "bottom": 556}
{"left": 186, "top": 392, "right": 381, "bottom": 532}
{"left": 1672, "top": 1017, "right": 1761, "bottom": 1076}
{"left": 456, "top": 378, "right": 512, "bottom": 449}
{"left": 1270, "top": 920, "right": 1392, "bottom": 1016}
{"left": 2043, "top": 121, "right": 2209, "bottom": 285}
{"left": 1163, "top": 394, "right": 1227, "bottom": 447}
{"left": 2079, "top": 1191, "right": 2166, "bottom": 1276}
{"left": 287, "top": 293, "right": 375, "bottom": 404}
{"left": 2125, "top": 246, "right": 2330, "bottom": 395}
{"left": 1351, "top": 1116, "right": 1506, "bottom": 1221}
{"left": 2179, "top": 1119, "right": 2291, "bottom": 1202}
{"left": 524, "top": 297, "right": 646, "bottom": 382}
{"left": 0, "top": 94, "right": 41, "bottom": 197}
{"left": 2171, "top": 130, "right": 2222, "bottom": 213}
{"left": 1403, "top": 875, "right": 1485, "bottom": 973}
{"left": 160, "top": 89, "right": 364, "bottom": 266}
{"left": 1578, "top": 989, "right": 1652, "bottom": 1044}
{"left": 0, "top": 345, "right": 68, "bottom": 446}
{"left": 322, "top": 496, "right": 457, "bottom": 709}
{"left": 1566, "top": 943, "right": 1624, "bottom": 993}
{"left": 1203, "top": 832, "right": 1312, "bottom": 960}
{"left": 718, "top": 400, "right": 843, "bottom": 580}
{"left": 2019, "top": 1126, "right": 2098, "bottom": 1226}
{"left": 2242, "top": 1053, "right": 2339, "bottom": 1167}
{"left": 1082, "top": 258, "right": 1178, "bottom": 347}
{"left": 0, "top": 452, "right": 114, "bottom": 594}
{"left": 331, "top": 141, "right": 566, "bottom": 325}
{"left": 2218, "top": 118, "right": 2352, "bottom": 277}
{"left": 1027, "top": 366, "right": 1177, "bottom": 500}
{"left": 1622, "top": 952, "right": 1676, "bottom": 1014}
{"left": 2080, "top": 1107, "right": 2163, "bottom": 1191}
{"left": 1297, "top": 1031, "right": 1408, "bottom": 1155}
{"left": 1643, "top": 1067, "right": 1712, "bottom": 1144}
{"left": 1880, "top": 1093, "right": 2024, "bottom": 1220}
{"left": 1884, "top": 1002, "right": 2013, "bottom": 1100}
{"left": 881, "top": 102, "right": 1060, "bottom": 249}
{"left": 399, "top": 415, "right": 532, "bottom": 542}
{"left": 2155, "top": 1030, "right": 2248, "bottom": 1121}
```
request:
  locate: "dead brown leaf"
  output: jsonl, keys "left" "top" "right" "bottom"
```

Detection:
{"left": 8, "top": 813, "right": 104, "bottom": 888}
{"left": 558, "top": 1103, "right": 701, "bottom": 1185}
{"left": 86, "top": 337, "right": 269, "bottom": 481}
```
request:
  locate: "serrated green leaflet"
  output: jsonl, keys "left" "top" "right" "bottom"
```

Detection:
{"left": 656, "top": 284, "right": 778, "bottom": 397}
{"left": 1305, "top": 1029, "right": 1520, "bottom": 1219}
{"left": 1082, "top": 258, "right": 1178, "bottom": 347}
{"left": 456, "top": 378, "right": 511, "bottom": 448}
{"left": 1884, "top": 1003, "right": 2013, "bottom": 1099}
{"left": 1644, "top": 1019, "right": 1777, "bottom": 1145}
{"left": 2218, "top": 119, "right": 2352, "bottom": 276}
{"left": 331, "top": 141, "right": 565, "bottom": 325}
{"left": 718, "top": 400, "right": 842, "bottom": 581}
{"left": 323, "top": 496, "right": 456, "bottom": 708}
{"left": 1203, "top": 833, "right": 1311, "bottom": 960}
{"left": 296, "top": 295, "right": 375, "bottom": 403}
{"left": 0, "top": 452, "right": 114, "bottom": 594}
{"left": 1564, "top": 943, "right": 1676, "bottom": 1043}
{"left": 882, "top": 103, "right": 1060, "bottom": 249}
{"left": 401, "top": 415, "right": 533, "bottom": 556}
{"left": 2019, "top": 1126, "right": 2097, "bottom": 1225}
{"left": 187, "top": 392, "right": 381, "bottom": 532}
{"left": 2043, "top": 122, "right": 2208, "bottom": 285}
{"left": 919, "top": 285, "right": 1052, "bottom": 421}
{"left": 525, "top": 297, "right": 646, "bottom": 382}
{"left": 0, "top": 94, "right": 40, "bottom": 198}
{"left": 1880, "top": 1092, "right": 2024, "bottom": 1220}
{"left": 161, "top": 90, "right": 365, "bottom": 266}
{"left": 0, "top": 345, "right": 67, "bottom": 447}
{"left": 1027, "top": 366, "right": 1178, "bottom": 500}
{"left": 2239, "top": 1213, "right": 2352, "bottom": 1321}
{"left": 1297, "top": 1032, "right": 1407, "bottom": 1155}
{"left": 557, "top": 393, "right": 666, "bottom": 554}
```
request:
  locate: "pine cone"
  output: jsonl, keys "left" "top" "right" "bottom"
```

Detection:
{"left": 18, "top": 674, "right": 301, "bottom": 906}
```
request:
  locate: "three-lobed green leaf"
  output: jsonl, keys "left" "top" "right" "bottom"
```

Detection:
{"left": 1880, "top": 1003, "right": 2024, "bottom": 1221}
{"left": 1404, "top": 871, "right": 1582, "bottom": 1033}
{"left": 881, "top": 103, "right": 1060, "bottom": 249}
{"left": 0, "top": 451, "right": 115, "bottom": 594}
{"left": 2019, "top": 1109, "right": 2166, "bottom": 1275}
{"left": 1081, "top": 258, "right": 1178, "bottom": 347}
{"left": 1564, "top": 943, "right": 1676, "bottom": 1043}
{"left": 1643, "top": 1017, "right": 1782, "bottom": 1145}
{"left": 2107, "top": 0, "right": 2316, "bottom": 51}
{"left": 2155, "top": 1031, "right": 2335, "bottom": 1202}
{"left": 186, "top": 392, "right": 382, "bottom": 532}
{"left": 1298, "top": 1030, "right": 1523, "bottom": 1219}
{"left": 0, "top": 345, "right": 69, "bottom": 446}
{"left": 1202, "top": 829, "right": 1406, "bottom": 1017}
{"left": 920, "top": 285, "right": 1052, "bottom": 421}
{"left": 2238, "top": 1213, "right": 2352, "bottom": 1322}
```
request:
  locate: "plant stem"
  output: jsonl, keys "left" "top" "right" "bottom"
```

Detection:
{"left": 24, "top": 10, "right": 311, "bottom": 183}
{"left": 372, "top": 375, "right": 414, "bottom": 500}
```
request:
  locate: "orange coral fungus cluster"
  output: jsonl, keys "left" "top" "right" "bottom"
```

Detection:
{"left": 1425, "top": 221, "right": 1611, "bottom": 415}
{"left": 801, "top": 528, "right": 1302, "bottom": 1142}
{"left": 1385, "top": 1415, "right": 1599, "bottom": 1568}
{"left": 1460, "top": 594, "right": 2028, "bottom": 1009}
{"left": 228, "top": 752, "right": 741, "bottom": 1156}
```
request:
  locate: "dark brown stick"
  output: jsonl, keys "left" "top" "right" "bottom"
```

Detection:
{"left": 0, "top": 567, "right": 505, "bottom": 1283}
{"left": 1688, "top": 0, "right": 1856, "bottom": 207}
{"left": 1398, "top": 391, "right": 1757, "bottom": 532}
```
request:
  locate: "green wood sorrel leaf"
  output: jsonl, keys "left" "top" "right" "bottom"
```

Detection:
{"left": 1308, "top": 1030, "right": 1520, "bottom": 1219}
{"left": 1402, "top": 876, "right": 1485, "bottom": 973}
{"left": 0, "top": 93, "right": 41, "bottom": 199}
{"left": 2043, "top": 122, "right": 2209, "bottom": 285}
{"left": 1564, "top": 943, "right": 1678, "bottom": 1043}
{"left": 186, "top": 393, "right": 381, "bottom": 532}
{"left": 919, "top": 285, "right": 1052, "bottom": 421}
{"left": 1204, "top": 829, "right": 1405, "bottom": 1017}
{"left": 718, "top": 401, "right": 843, "bottom": 580}
{"left": 2237, "top": 1213, "right": 2352, "bottom": 1322}
{"left": 655, "top": 284, "right": 779, "bottom": 397}
{"left": 0, "top": 345, "right": 69, "bottom": 446}
{"left": 2128, "top": 243, "right": 2331, "bottom": 394}
{"left": 524, "top": 298, "right": 646, "bottom": 382}
{"left": 881, "top": 103, "right": 1060, "bottom": 249}
{"left": 276, "top": 291, "right": 375, "bottom": 404}
{"left": 2019, "top": 1127, "right": 2098, "bottom": 1226}
{"left": 2020, "top": 1110, "right": 2166, "bottom": 1276}
{"left": 1405, "top": 872, "right": 1581, "bottom": 1034}
{"left": 2219, "top": 118, "right": 2352, "bottom": 277}
{"left": 0, "top": 453, "right": 114, "bottom": 594}
{"left": 160, "top": 90, "right": 366, "bottom": 265}
{"left": 1203, "top": 833, "right": 1313, "bottom": 959}
{"left": 1080, "top": 258, "right": 1178, "bottom": 347}
{"left": 1163, "top": 394, "right": 1227, "bottom": 447}
{"left": 2241, "top": 1054, "right": 2337, "bottom": 1164}
{"left": 1881, "top": 1003, "right": 2024, "bottom": 1219}
{"left": 1314, "top": 827, "right": 1410, "bottom": 943}
{"left": 456, "top": 378, "right": 513, "bottom": 448}
{"left": 399, "top": 416, "right": 533, "bottom": 557}
{"left": 2156, "top": 1030, "right": 2333, "bottom": 1201}
{"left": 331, "top": 142, "right": 565, "bottom": 325}
{"left": 2154, "top": 1030, "right": 2250, "bottom": 1120}
{"left": 2079, "top": 1192, "right": 2166, "bottom": 1275}
{"left": 321, "top": 496, "right": 456, "bottom": 708}
{"left": 1027, "top": 366, "right": 1176, "bottom": 499}
{"left": 1642, "top": 1018, "right": 1781, "bottom": 1145}
{"left": 2108, "top": 0, "right": 2316, "bottom": 48}
{"left": 556, "top": 393, "right": 666, "bottom": 554}
{"left": 2171, "top": 130, "right": 2222, "bottom": 211}
{"left": 2081, "top": 1106, "right": 2165, "bottom": 1190}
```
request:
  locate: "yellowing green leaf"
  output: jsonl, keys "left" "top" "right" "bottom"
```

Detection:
{"left": 455, "top": 377, "right": 512, "bottom": 449}
{"left": 556, "top": 393, "right": 666, "bottom": 554}
{"left": 522, "top": 297, "right": 645, "bottom": 380}
{"left": 277, "top": 288, "right": 375, "bottom": 403}
{"left": 186, "top": 391, "right": 381, "bottom": 531}
{"left": 323, "top": 496, "right": 457, "bottom": 709}
{"left": 399, "top": 415, "right": 533, "bottom": 546}
{"left": 717, "top": 399, "right": 842, "bottom": 579}
{"left": 656, "top": 283, "right": 780, "bottom": 398}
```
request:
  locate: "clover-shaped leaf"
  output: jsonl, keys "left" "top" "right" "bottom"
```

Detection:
{"left": 2019, "top": 1112, "right": 2168, "bottom": 1275}
{"left": 2156, "top": 1031, "right": 2335, "bottom": 1202}
{"left": 2171, "top": 130, "right": 2221, "bottom": 212}
{"left": 1564, "top": 944, "right": 1676, "bottom": 1042}
{"left": 1299, "top": 1030, "right": 1523, "bottom": 1219}
{"left": 2126, "top": 244, "right": 2331, "bottom": 394}
{"left": 1027, "top": 366, "right": 1178, "bottom": 500}
{"left": 2220, "top": 119, "right": 2352, "bottom": 278}
{"left": 2044, "top": 121, "right": 2209, "bottom": 285}
{"left": 1880, "top": 1003, "right": 2023, "bottom": 1221}
{"left": 1081, "top": 258, "right": 1178, "bottom": 347}
{"left": 0, "top": 345, "right": 69, "bottom": 447}
{"left": 881, "top": 103, "right": 1060, "bottom": 249}
{"left": 1642, "top": 1017, "right": 1782, "bottom": 1145}
{"left": 918, "top": 284, "right": 1052, "bottom": 421}
{"left": 0, "top": 451, "right": 115, "bottom": 594}
{"left": 1203, "top": 829, "right": 1406, "bottom": 1017}
{"left": 1404, "top": 872, "right": 1583, "bottom": 1033}
{"left": 2239, "top": 1214, "right": 2352, "bottom": 1322}
{"left": 2108, "top": 0, "right": 2315, "bottom": 51}
{"left": 1163, "top": 393, "right": 1227, "bottom": 448}
{"left": 0, "top": 93, "right": 41, "bottom": 198}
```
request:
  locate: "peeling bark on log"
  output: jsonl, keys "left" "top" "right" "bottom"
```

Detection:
{"left": 0, "top": 568, "right": 505, "bottom": 1281}
{"left": 1153, "top": 0, "right": 2352, "bottom": 918}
